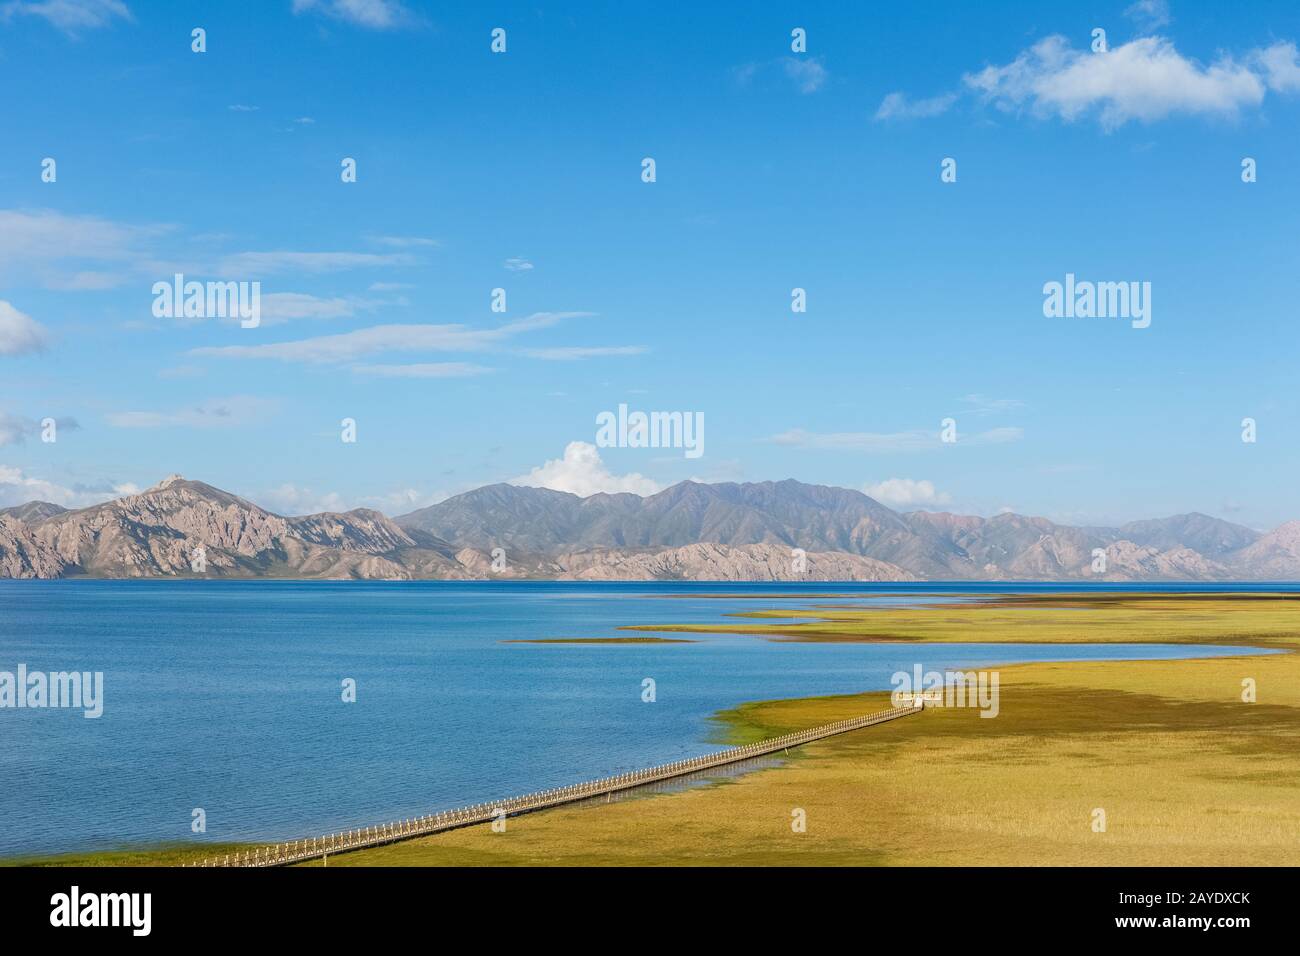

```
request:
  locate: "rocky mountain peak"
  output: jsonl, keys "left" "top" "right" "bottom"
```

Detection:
{"left": 1, "top": 476, "right": 1296, "bottom": 582}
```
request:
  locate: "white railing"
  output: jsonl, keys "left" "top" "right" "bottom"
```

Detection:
{"left": 190, "top": 702, "right": 922, "bottom": 867}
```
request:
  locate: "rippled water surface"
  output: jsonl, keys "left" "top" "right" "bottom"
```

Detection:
{"left": 0, "top": 580, "right": 1283, "bottom": 856}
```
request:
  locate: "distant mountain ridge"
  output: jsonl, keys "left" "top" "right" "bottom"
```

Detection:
{"left": 0, "top": 500, "right": 68, "bottom": 523}
{"left": 0, "top": 474, "right": 1292, "bottom": 581}
{"left": 395, "top": 479, "right": 1278, "bottom": 580}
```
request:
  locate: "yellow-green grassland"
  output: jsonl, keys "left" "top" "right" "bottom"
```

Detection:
{"left": 18, "top": 593, "right": 1299, "bottom": 867}
{"left": 308, "top": 593, "right": 1300, "bottom": 866}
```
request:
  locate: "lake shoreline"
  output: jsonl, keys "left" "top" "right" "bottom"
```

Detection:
{"left": 8, "top": 592, "right": 1295, "bottom": 867}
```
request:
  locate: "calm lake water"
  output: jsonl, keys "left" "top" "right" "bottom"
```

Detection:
{"left": 0, "top": 580, "right": 1285, "bottom": 857}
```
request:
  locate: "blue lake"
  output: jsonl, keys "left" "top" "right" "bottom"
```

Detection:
{"left": 0, "top": 580, "right": 1284, "bottom": 857}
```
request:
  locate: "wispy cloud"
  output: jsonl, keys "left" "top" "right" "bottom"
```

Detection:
{"left": 768, "top": 425, "right": 1023, "bottom": 451}
{"left": 735, "top": 56, "right": 830, "bottom": 95}
{"left": 874, "top": 90, "right": 958, "bottom": 120}
{"left": 503, "top": 257, "right": 534, "bottom": 272}
{"left": 0, "top": 209, "right": 167, "bottom": 274}
{"left": 1, "top": 0, "right": 130, "bottom": 35}
{"left": 291, "top": 0, "right": 417, "bottom": 31}
{"left": 192, "top": 324, "right": 494, "bottom": 364}
{"left": 257, "top": 292, "right": 382, "bottom": 324}
{"left": 189, "top": 312, "right": 592, "bottom": 364}
{"left": 1124, "top": 0, "right": 1171, "bottom": 32}
{"left": 0, "top": 413, "right": 78, "bottom": 446}
{"left": 155, "top": 292, "right": 389, "bottom": 329}
{"left": 106, "top": 396, "right": 274, "bottom": 429}
{"left": 258, "top": 482, "right": 347, "bottom": 516}
{"left": 0, "top": 301, "right": 51, "bottom": 356}
{"left": 0, "top": 465, "right": 135, "bottom": 509}
{"left": 0, "top": 209, "right": 440, "bottom": 294}
{"left": 1255, "top": 41, "right": 1300, "bottom": 93}
{"left": 366, "top": 235, "right": 439, "bottom": 249}
{"left": 256, "top": 481, "right": 448, "bottom": 517}
{"left": 960, "top": 393, "right": 1025, "bottom": 416}
{"left": 783, "top": 56, "right": 828, "bottom": 94}
{"left": 218, "top": 250, "right": 416, "bottom": 277}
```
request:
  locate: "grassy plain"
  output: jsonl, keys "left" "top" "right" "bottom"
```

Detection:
{"left": 15, "top": 594, "right": 1299, "bottom": 866}
{"left": 306, "top": 594, "right": 1300, "bottom": 866}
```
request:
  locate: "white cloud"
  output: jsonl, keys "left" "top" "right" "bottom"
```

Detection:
{"left": 783, "top": 57, "right": 828, "bottom": 94}
{"left": 257, "top": 481, "right": 448, "bottom": 516}
{"left": 261, "top": 292, "right": 356, "bottom": 322}
{"left": 218, "top": 250, "right": 416, "bottom": 277}
{"left": 0, "top": 465, "right": 133, "bottom": 509}
{"left": 874, "top": 91, "right": 958, "bottom": 120}
{"left": 863, "top": 478, "right": 952, "bottom": 509}
{"left": 0, "top": 301, "right": 50, "bottom": 356}
{"left": 0, "top": 209, "right": 426, "bottom": 290}
{"left": 503, "top": 257, "right": 534, "bottom": 272}
{"left": 0, "top": 209, "right": 163, "bottom": 268}
{"left": 1254, "top": 41, "right": 1300, "bottom": 93}
{"left": 520, "top": 346, "right": 646, "bottom": 361}
{"left": 0, "top": 414, "right": 28, "bottom": 447}
{"left": 1, "top": 0, "right": 130, "bottom": 33}
{"left": 734, "top": 56, "right": 829, "bottom": 94}
{"left": 228, "top": 104, "right": 259, "bottom": 112}
{"left": 352, "top": 362, "right": 492, "bottom": 378}
{"left": 0, "top": 209, "right": 182, "bottom": 292}
{"left": 106, "top": 396, "right": 273, "bottom": 429}
{"left": 258, "top": 483, "right": 348, "bottom": 516}
{"left": 1124, "top": 0, "right": 1171, "bottom": 32}
{"left": 366, "top": 235, "right": 439, "bottom": 248}
{"left": 882, "top": 33, "right": 1300, "bottom": 129}
{"left": 292, "top": 0, "right": 415, "bottom": 30}
{"left": 362, "top": 486, "right": 446, "bottom": 514}
{"left": 191, "top": 324, "right": 494, "bottom": 363}
{"left": 512, "top": 441, "right": 662, "bottom": 497}
{"left": 964, "top": 35, "right": 1267, "bottom": 129}
{"left": 257, "top": 292, "right": 377, "bottom": 324}
{"left": 189, "top": 311, "right": 589, "bottom": 363}
{"left": 960, "top": 393, "right": 1025, "bottom": 416}
{"left": 0, "top": 414, "right": 78, "bottom": 447}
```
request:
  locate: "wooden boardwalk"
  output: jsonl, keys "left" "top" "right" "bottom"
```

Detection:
{"left": 192, "top": 702, "right": 922, "bottom": 867}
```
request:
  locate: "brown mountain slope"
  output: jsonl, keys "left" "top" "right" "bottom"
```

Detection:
{"left": 0, "top": 475, "right": 1293, "bottom": 581}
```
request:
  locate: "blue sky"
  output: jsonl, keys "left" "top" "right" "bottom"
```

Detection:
{"left": 1, "top": 0, "right": 1297, "bottom": 529}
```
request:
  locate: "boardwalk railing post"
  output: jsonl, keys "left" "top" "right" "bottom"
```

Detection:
{"left": 242, "top": 703, "right": 920, "bottom": 866}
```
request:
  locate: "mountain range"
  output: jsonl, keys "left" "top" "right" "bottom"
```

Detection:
{"left": 0, "top": 474, "right": 1297, "bottom": 581}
